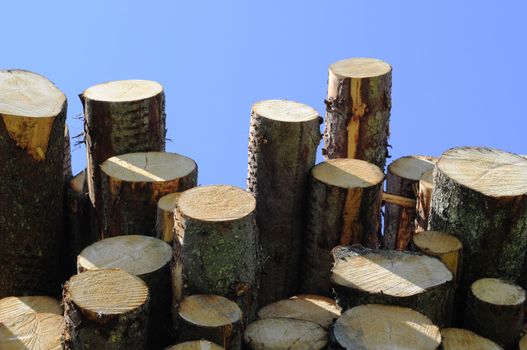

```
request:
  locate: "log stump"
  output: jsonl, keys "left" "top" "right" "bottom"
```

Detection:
{"left": 383, "top": 155, "right": 436, "bottom": 250}
{"left": 0, "top": 69, "right": 67, "bottom": 296}
{"left": 167, "top": 341, "right": 225, "bottom": 350}
{"left": 464, "top": 278, "right": 525, "bottom": 349}
{"left": 247, "top": 99, "right": 321, "bottom": 306}
{"left": 331, "top": 245, "right": 454, "bottom": 326}
{"left": 176, "top": 294, "right": 242, "bottom": 350}
{"left": 412, "top": 230, "right": 462, "bottom": 280}
{"left": 156, "top": 192, "right": 180, "bottom": 243}
{"left": 100, "top": 151, "right": 197, "bottom": 237}
{"left": 323, "top": 57, "right": 392, "bottom": 170}
{"left": 302, "top": 158, "right": 384, "bottom": 295}
{"left": 63, "top": 269, "right": 150, "bottom": 350}
{"left": 415, "top": 169, "right": 433, "bottom": 233}
{"left": 441, "top": 328, "right": 502, "bottom": 350}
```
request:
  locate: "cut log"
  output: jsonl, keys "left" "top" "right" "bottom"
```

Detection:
{"left": 81, "top": 79, "right": 166, "bottom": 237}
{"left": 78, "top": 235, "right": 173, "bottom": 348}
{"left": 331, "top": 245, "right": 454, "bottom": 326}
{"left": 167, "top": 341, "right": 225, "bottom": 350}
{"left": 323, "top": 57, "right": 392, "bottom": 170}
{"left": 63, "top": 269, "right": 150, "bottom": 350}
{"left": 156, "top": 192, "right": 180, "bottom": 242}
{"left": 244, "top": 318, "right": 327, "bottom": 350}
{"left": 247, "top": 99, "right": 320, "bottom": 306}
{"left": 100, "top": 151, "right": 197, "bottom": 237}
{"left": 257, "top": 294, "right": 341, "bottom": 329}
{"left": 383, "top": 155, "right": 437, "bottom": 250}
{"left": 441, "top": 328, "right": 502, "bottom": 350}
{"left": 415, "top": 169, "right": 434, "bottom": 233}
{"left": 464, "top": 278, "right": 525, "bottom": 349}
{"left": 177, "top": 294, "right": 242, "bottom": 350}
{"left": 412, "top": 230, "right": 462, "bottom": 280}
{"left": 174, "top": 185, "right": 259, "bottom": 321}
{"left": 0, "top": 69, "right": 67, "bottom": 296}
{"left": 302, "top": 159, "right": 384, "bottom": 295}
{"left": 332, "top": 304, "right": 441, "bottom": 349}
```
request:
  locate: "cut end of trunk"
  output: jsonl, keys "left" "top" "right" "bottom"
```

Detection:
{"left": 0, "top": 313, "right": 64, "bottom": 350}
{"left": 167, "top": 341, "right": 225, "bottom": 350}
{"left": 158, "top": 192, "right": 181, "bottom": 212}
{"left": 82, "top": 79, "right": 163, "bottom": 102}
{"left": 0, "top": 296, "right": 62, "bottom": 321}
{"left": 441, "top": 328, "right": 503, "bottom": 350}
{"left": 420, "top": 169, "right": 433, "bottom": 189}
{"left": 388, "top": 155, "right": 437, "bottom": 181}
{"left": 471, "top": 278, "right": 525, "bottom": 306}
{"left": 312, "top": 158, "right": 384, "bottom": 189}
{"left": 178, "top": 294, "right": 242, "bottom": 328}
{"left": 329, "top": 57, "right": 392, "bottom": 79}
{"left": 252, "top": 99, "right": 319, "bottom": 122}
{"left": 413, "top": 231, "right": 462, "bottom": 255}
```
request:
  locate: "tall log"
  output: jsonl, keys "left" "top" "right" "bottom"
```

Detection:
{"left": 415, "top": 169, "right": 434, "bottom": 233}
{"left": 412, "top": 230, "right": 462, "bottom": 280}
{"left": 63, "top": 269, "right": 150, "bottom": 350}
{"left": 441, "top": 328, "right": 502, "bottom": 350}
{"left": 100, "top": 151, "right": 197, "bottom": 237}
{"left": 247, "top": 99, "right": 320, "bottom": 306}
{"left": 156, "top": 192, "right": 180, "bottom": 242}
{"left": 302, "top": 159, "right": 384, "bottom": 295}
{"left": 331, "top": 245, "right": 454, "bottom": 326}
{"left": 0, "top": 69, "right": 67, "bottom": 296}
{"left": 81, "top": 79, "right": 166, "bottom": 237}
{"left": 167, "top": 341, "right": 225, "bottom": 350}
{"left": 323, "top": 57, "right": 392, "bottom": 170}
{"left": 383, "top": 155, "right": 436, "bottom": 250}
{"left": 174, "top": 185, "right": 259, "bottom": 321}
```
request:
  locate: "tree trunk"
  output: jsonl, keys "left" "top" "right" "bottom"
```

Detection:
{"left": 441, "top": 328, "right": 502, "bottom": 350}
{"left": 412, "top": 230, "right": 462, "bottom": 281}
{"left": 167, "top": 341, "right": 225, "bottom": 350}
{"left": 81, "top": 80, "right": 166, "bottom": 238}
{"left": 0, "top": 70, "right": 67, "bottom": 297}
{"left": 156, "top": 192, "right": 180, "bottom": 243}
{"left": 100, "top": 151, "right": 197, "bottom": 237}
{"left": 247, "top": 99, "right": 321, "bottom": 307}
{"left": 415, "top": 169, "right": 434, "bottom": 233}
{"left": 331, "top": 245, "right": 454, "bottom": 327}
{"left": 323, "top": 57, "right": 392, "bottom": 170}
{"left": 383, "top": 155, "right": 436, "bottom": 250}
{"left": 302, "top": 159, "right": 383, "bottom": 295}
{"left": 63, "top": 269, "right": 150, "bottom": 350}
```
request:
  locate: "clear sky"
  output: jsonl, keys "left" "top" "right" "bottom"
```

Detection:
{"left": 2, "top": 1, "right": 526, "bottom": 186}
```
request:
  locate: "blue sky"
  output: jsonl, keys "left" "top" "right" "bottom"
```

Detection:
{"left": 2, "top": 1, "right": 526, "bottom": 186}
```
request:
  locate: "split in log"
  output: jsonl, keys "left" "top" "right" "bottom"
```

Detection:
{"left": 331, "top": 245, "right": 454, "bottom": 326}
{"left": 156, "top": 192, "right": 180, "bottom": 242}
{"left": 174, "top": 185, "right": 259, "bottom": 321}
{"left": 323, "top": 57, "right": 392, "bottom": 170}
{"left": 177, "top": 294, "right": 242, "bottom": 350}
{"left": 415, "top": 169, "right": 433, "bottom": 233}
{"left": 383, "top": 155, "right": 436, "bottom": 250}
{"left": 247, "top": 99, "right": 321, "bottom": 306}
{"left": 441, "top": 328, "right": 502, "bottom": 350}
{"left": 464, "top": 278, "right": 525, "bottom": 349}
{"left": 167, "top": 341, "right": 225, "bottom": 350}
{"left": 0, "top": 69, "right": 67, "bottom": 296}
{"left": 332, "top": 304, "right": 441, "bottom": 349}
{"left": 63, "top": 269, "right": 150, "bottom": 350}
{"left": 100, "top": 151, "right": 197, "bottom": 237}
{"left": 412, "top": 230, "right": 462, "bottom": 280}
{"left": 302, "top": 159, "right": 384, "bottom": 295}
{"left": 244, "top": 318, "right": 327, "bottom": 350}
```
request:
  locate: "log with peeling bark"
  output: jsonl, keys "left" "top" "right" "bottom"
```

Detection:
{"left": 247, "top": 99, "right": 321, "bottom": 307}
{"left": 100, "top": 151, "right": 197, "bottom": 237}
{"left": 167, "top": 341, "right": 225, "bottom": 350}
{"left": 0, "top": 70, "right": 67, "bottom": 296}
{"left": 464, "top": 278, "right": 525, "bottom": 349}
{"left": 302, "top": 159, "right": 384, "bottom": 295}
{"left": 415, "top": 169, "right": 433, "bottom": 233}
{"left": 383, "top": 155, "right": 436, "bottom": 250}
{"left": 331, "top": 245, "right": 454, "bottom": 326}
{"left": 323, "top": 57, "right": 392, "bottom": 170}
{"left": 63, "top": 269, "right": 150, "bottom": 350}
{"left": 441, "top": 328, "right": 502, "bottom": 350}
{"left": 176, "top": 294, "right": 242, "bottom": 350}
{"left": 412, "top": 230, "right": 462, "bottom": 281}
{"left": 174, "top": 185, "right": 259, "bottom": 321}
{"left": 81, "top": 79, "right": 166, "bottom": 238}
{"left": 156, "top": 192, "right": 180, "bottom": 242}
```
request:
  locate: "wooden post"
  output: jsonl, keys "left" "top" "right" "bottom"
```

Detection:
{"left": 464, "top": 278, "right": 525, "bottom": 349}
{"left": 63, "top": 269, "right": 150, "bottom": 350}
{"left": 0, "top": 70, "right": 67, "bottom": 296}
{"left": 81, "top": 79, "right": 166, "bottom": 237}
{"left": 176, "top": 295, "right": 242, "bottom": 350}
{"left": 100, "top": 151, "right": 197, "bottom": 237}
{"left": 302, "top": 159, "right": 384, "bottom": 295}
{"left": 331, "top": 245, "right": 454, "bottom": 327}
{"left": 441, "top": 328, "right": 502, "bottom": 350}
{"left": 412, "top": 230, "right": 462, "bottom": 281}
{"left": 323, "top": 57, "right": 392, "bottom": 170}
{"left": 156, "top": 192, "right": 180, "bottom": 242}
{"left": 78, "top": 235, "right": 173, "bottom": 348}
{"left": 174, "top": 185, "right": 259, "bottom": 321}
{"left": 167, "top": 341, "right": 225, "bottom": 350}
{"left": 383, "top": 155, "right": 436, "bottom": 250}
{"left": 415, "top": 169, "right": 433, "bottom": 233}
{"left": 247, "top": 99, "right": 321, "bottom": 306}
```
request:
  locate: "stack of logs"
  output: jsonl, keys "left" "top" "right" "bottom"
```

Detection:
{"left": 1, "top": 58, "right": 527, "bottom": 350}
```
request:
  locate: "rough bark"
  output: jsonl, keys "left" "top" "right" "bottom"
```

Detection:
{"left": 441, "top": 328, "right": 503, "bottom": 350}
{"left": 412, "top": 230, "right": 462, "bottom": 281}
{"left": 64, "top": 124, "right": 72, "bottom": 180}
{"left": 156, "top": 192, "right": 180, "bottom": 243}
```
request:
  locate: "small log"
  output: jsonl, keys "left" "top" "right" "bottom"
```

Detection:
{"left": 302, "top": 159, "right": 384, "bottom": 295}
{"left": 415, "top": 169, "right": 433, "bottom": 233}
{"left": 464, "top": 278, "right": 525, "bottom": 349}
{"left": 412, "top": 230, "right": 462, "bottom": 280}
{"left": 247, "top": 99, "right": 321, "bottom": 306}
{"left": 257, "top": 294, "right": 341, "bottom": 329}
{"left": 156, "top": 192, "right": 180, "bottom": 242}
{"left": 176, "top": 294, "right": 242, "bottom": 350}
{"left": 78, "top": 235, "right": 173, "bottom": 348}
{"left": 441, "top": 328, "right": 502, "bottom": 350}
{"left": 167, "top": 341, "right": 225, "bottom": 350}
{"left": 100, "top": 151, "right": 197, "bottom": 237}
{"left": 174, "top": 185, "right": 259, "bottom": 321}
{"left": 383, "top": 155, "right": 436, "bottom": 250}
{"left": 331, "top": 245, "right": 454, "bottom": 326}
{"left": 63, "top": 269, "right": 150, "bottom": 350}
{"left": 244, "top": 318, "right": 327, "bottom": 350}
{"left": 332, "top": 304, "right": 441, "bottom": 349}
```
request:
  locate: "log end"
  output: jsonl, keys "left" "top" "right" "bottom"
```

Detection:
{"left": 329, "top": 57, "right": 392, "bottom": 79}
{"left": 441, "top": 328, "right": 503, "bottom": 350}
{"left": 167, "top": 340, "right": 225, "bottom": 350}
{"left": 388, "top": 155, "right": 437, "bottom": 181}
{"left": 82, "top": 79, "right": 163, "bottom": 102}
{"left": 312, "top": 158, "right": 384, "bottom": 189}
{"left": 471, "top": 278, "right": 525, "bottom": 307}
{"left": 252, "top": 99, "right": 319, "bottom": 123}
{"left": 178, "top": 294, "right": 242, "bottom": 328}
